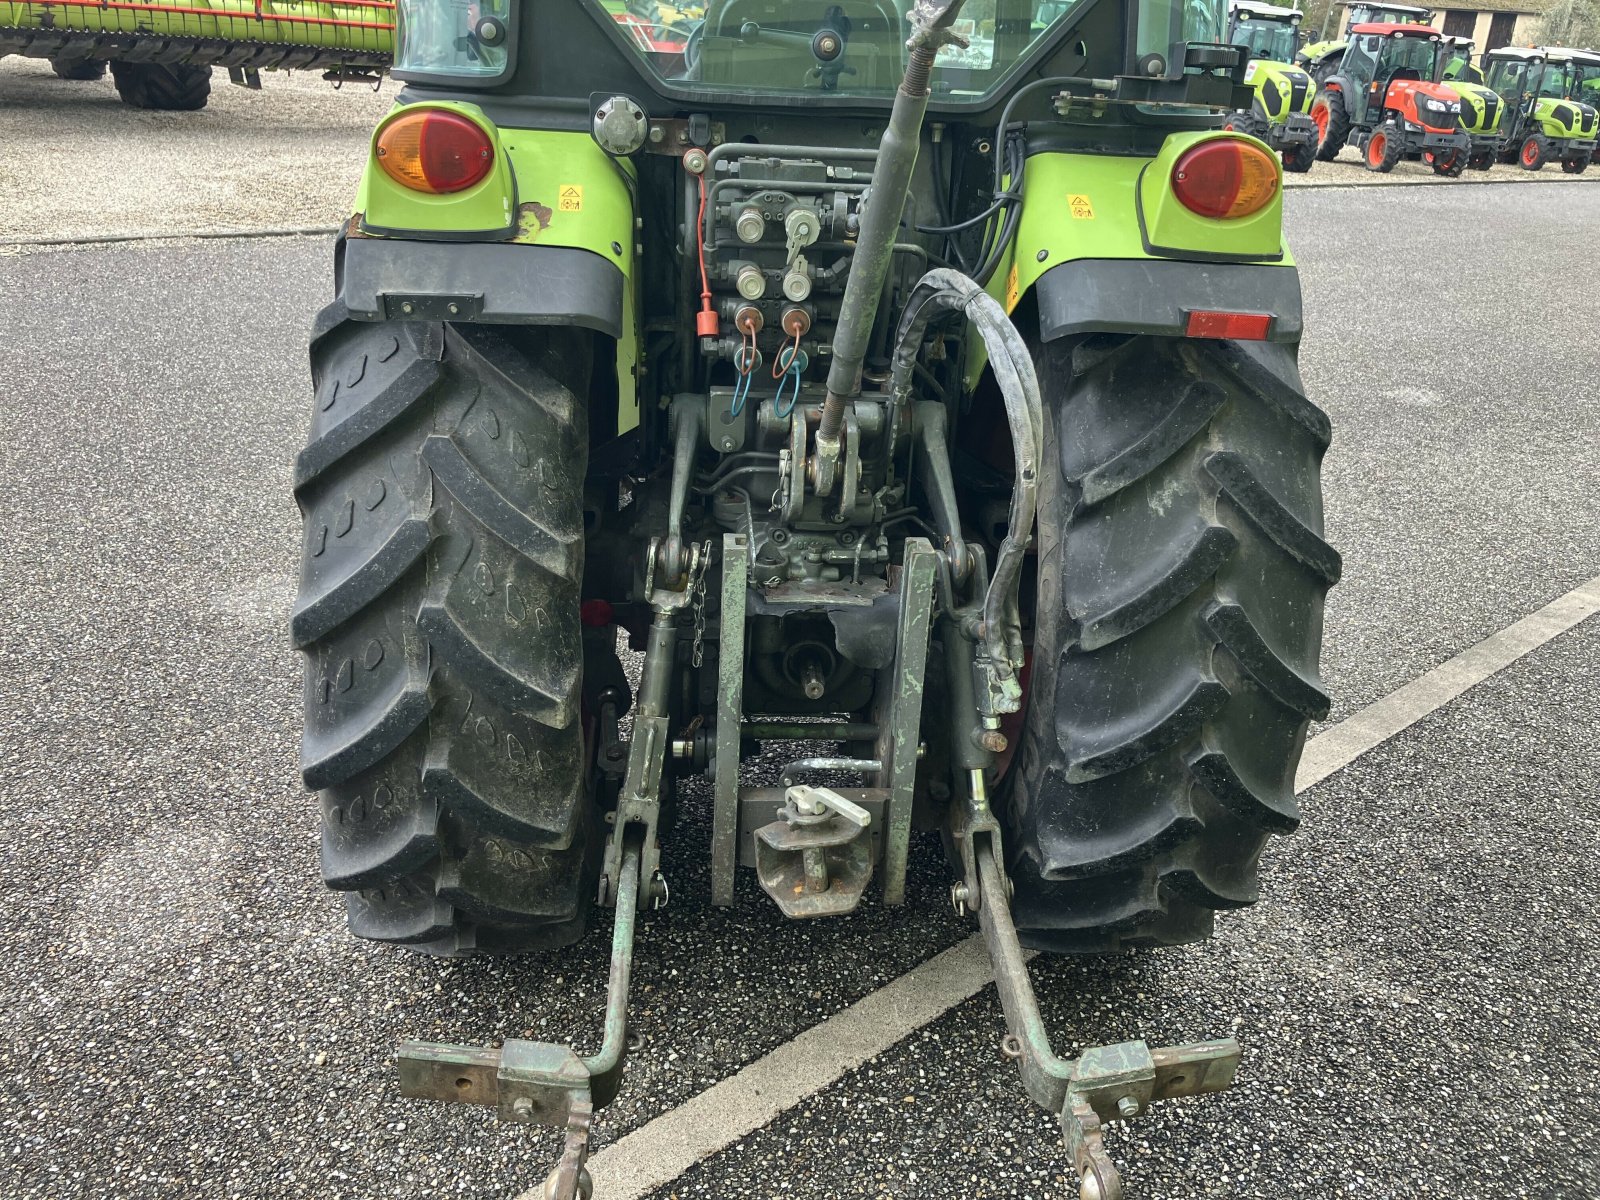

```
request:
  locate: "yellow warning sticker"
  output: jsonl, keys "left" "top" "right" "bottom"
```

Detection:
{"left": 558, "top": 185, "right": 584, "bottom": 212}
{"left": 1004, "top": 264, "right": 1020, "bottom": 313}
{"left": 1067, "top": 193, "right": 1095, "bottom": 220}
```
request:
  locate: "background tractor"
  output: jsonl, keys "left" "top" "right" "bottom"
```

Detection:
{"left": 1483, "top": 46, "right": 1598, "bottom": 172}
{"left": 1298, "top": 0, "right": 1432, "bottom": 82}
{"left": 1310, "top": 22, "right": 1468, "bottom": 173}
{"left": 289, "top": 0, "right": 1338, "bottom": 1193}
{"left": 1439, "top": 34, "right": 1504, "bottom": 169}
{"left": 0, "top": 0, "right": 391, "bottom": 109}
{"left": 1228, "top": 0, "right": 1320, "bottom": 171}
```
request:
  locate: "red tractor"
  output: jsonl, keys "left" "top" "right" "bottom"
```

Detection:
{"left": 1311, "top": 22, "right": 1470, "bottom": 173}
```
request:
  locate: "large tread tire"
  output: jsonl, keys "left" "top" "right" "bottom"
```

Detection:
{"left": 1000, "top": 333, "right": 1339, "bottom": 954}
{"left": 52, "top": 57, "right": 108, "bottom": 81}
{"left": 1311, "top": 89, "right": 1351, "bottom": 161}
{"left": 110, "top": 61, "right": 211, "bottom": 110}
{"left": 292, "top": 309, "right": 598, "bottom": 957}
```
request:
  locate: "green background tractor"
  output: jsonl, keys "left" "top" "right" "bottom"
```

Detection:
{"left": 1484, "top": 46, "right": 1598, "bottom": 172}
{"left": 290, "top": 0, "right": 1338, "bottom": 1191}
{"left": 1228, "top": 0, "right": 1320, "bottom": 171}
{"left": 1439, "top": 34, "right": 1504, "bottom": 170}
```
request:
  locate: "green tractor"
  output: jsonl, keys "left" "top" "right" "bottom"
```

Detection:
{"left": 1542, "top": 45, "right": 1600, "bottom": 164}
{"left": 290, "top": 0, "right": 1338, "bottom": 1193}
{"left": 1227, "top": 0, "right": 1320, "bottom": 171}
{"left": 1438, "top": 34, "right": 1504, "bottom": 170}
{"left": 1483, "top": 45, "right": 1598, "bottom": 172}
{"left": 1297, "top": 0, "right": 1432, "bottom": 83}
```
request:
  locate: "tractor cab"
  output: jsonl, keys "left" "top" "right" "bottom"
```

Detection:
{"left": 1483, "top": 45, "right": 1598, "bottom": 170}
{"left": 1229, "top": 0, "right": 1302, "bottom": 63}
{"left": 1340, "top": 23, "right": 1455, "bottom": 125}
{"left": 1297, "top": 1, "right": 1432, "bottom": 81}
{"left": 1439, "top": 33, "right": 1483, "bottom": 84}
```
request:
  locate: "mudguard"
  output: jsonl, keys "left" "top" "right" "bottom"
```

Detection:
{"left": 966, "top": 134, "right": 1300, "bottom": 382}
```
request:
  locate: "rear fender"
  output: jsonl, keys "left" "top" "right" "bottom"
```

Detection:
{"left": 344, "top": 113, "right": 640, "bottom": 429}
{"left": 967, "top": 136, "right": 1297, "bottom": 380}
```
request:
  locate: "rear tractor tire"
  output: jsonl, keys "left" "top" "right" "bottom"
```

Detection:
{"left": 110, "top": 61, "right": 211, "bottom": 110}
{"left": 291, "top": 310, "right": 600, "bottom": 956}
{"left": 51, "top": 56, "right": 108, "bottom": 81}
{"left": 999, "top": 333, "right": 1338, "bottom": 953}
{"left": 1310, "top": 89, "right": 1350, "bottom": 161}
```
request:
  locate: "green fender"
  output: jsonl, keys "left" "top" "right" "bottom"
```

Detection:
{"left": 343, "top": 103, "right": 640, "bottom": 431}
{"left": 966, "top": 131, "right": 1300, "bottom": 384}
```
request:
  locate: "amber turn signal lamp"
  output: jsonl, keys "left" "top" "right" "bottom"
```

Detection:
{"left": 1170, "top": 139, "right": 1279, "bottom": 220}
{"left": 376, "top": 109, "right": 495, "bottom": 195}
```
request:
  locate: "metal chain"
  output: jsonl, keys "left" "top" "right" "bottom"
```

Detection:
{"left": 689, "top": 539, "right": 713, "bottom": 668}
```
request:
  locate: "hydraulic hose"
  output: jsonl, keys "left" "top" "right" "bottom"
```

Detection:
{"left": 890, "top": 268, "right": 1041, "bottom": 679}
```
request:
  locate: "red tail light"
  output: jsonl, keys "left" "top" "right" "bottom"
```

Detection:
{"left": 1170, "top": 139, "right": 1280, "bottom": 220}
{"left": 376, "top": 110, "right": 495, "bottom": 195}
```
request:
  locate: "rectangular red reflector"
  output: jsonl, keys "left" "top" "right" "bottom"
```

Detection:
{"left": 1185, "top": 310, "right": 1271, "bottom": 340}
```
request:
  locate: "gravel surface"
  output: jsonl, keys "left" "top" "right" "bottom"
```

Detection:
{"left": 0, "top": 144, "right": 1596, "bottom": 1199}
{"left": 0, "top": 59, "right": 390, "bottom": 242}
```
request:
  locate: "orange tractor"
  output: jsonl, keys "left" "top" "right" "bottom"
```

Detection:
{"left": 1310, "top": 22, "right": 1470, "bottom": 173}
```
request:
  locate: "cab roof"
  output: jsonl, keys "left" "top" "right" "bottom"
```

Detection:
{"left": 1487, "top": 46, "right": 1546, "bottom": 60}
{"left": 1541, "top": 46, "right": 1600, "bottom": 64}
{"left": 1351, "top": 2, "right": 1432, "bottom": 13}
{"left": 1351, "top": 21, "right": 1442, "bottom": 36}
{"left": 1231, "top": 0, "right": 1304, "bottom": 17}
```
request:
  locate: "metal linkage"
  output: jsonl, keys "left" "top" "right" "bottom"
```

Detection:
{"left": 397, "top": 836, "right": 643, "bottom": 1200}
{"left": 965, "top": 808, "right": 1240, "bottom": 1200}
{"left": 397, "top": 522, "right": 700, "bottom": 1197}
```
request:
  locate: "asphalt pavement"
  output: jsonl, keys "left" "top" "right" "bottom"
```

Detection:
{"left": 0, "top": 133, "right": 1597, "bottom": 1199}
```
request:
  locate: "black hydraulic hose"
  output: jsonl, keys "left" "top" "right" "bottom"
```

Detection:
{"left": 890, "top": 268, "right": 1040, "bottom": 674}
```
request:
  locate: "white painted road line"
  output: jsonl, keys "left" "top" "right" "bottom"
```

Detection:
{"left": 524, "top": 572, "right": 1600, "bottom": 1200}
{"left": 1295, "top": 573, "right": 1600, "bottom": 791}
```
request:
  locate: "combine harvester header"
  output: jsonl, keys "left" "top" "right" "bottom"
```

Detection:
{"left": 0, "top": 0, "right": 393, "bottom": 107}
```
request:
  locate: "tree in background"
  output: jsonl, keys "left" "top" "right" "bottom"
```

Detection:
{"left": 1539, "top": 0, "right": 1600, "bottom": 47}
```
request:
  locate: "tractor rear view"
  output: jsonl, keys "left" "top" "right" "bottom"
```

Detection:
{"left": 288, "top": 0, "right": 1338, "bottom": 1194}
{"left": 1227, "top": 0, "right": 1320, "bottom": 172}
{"left": 1311, "top": 22, "right": 1469, "bottom": 173}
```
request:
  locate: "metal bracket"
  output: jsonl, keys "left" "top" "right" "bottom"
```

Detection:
{"left": 876, "top": 537, "right": 938, "bottom": 905}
